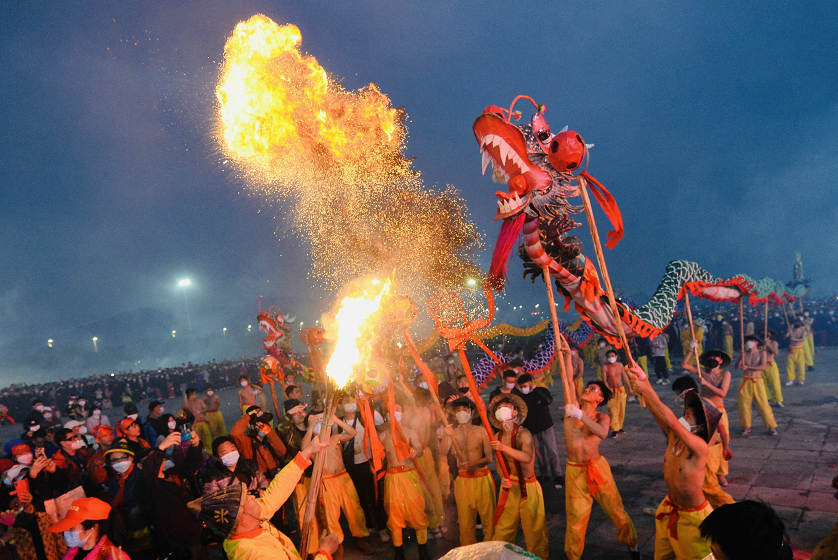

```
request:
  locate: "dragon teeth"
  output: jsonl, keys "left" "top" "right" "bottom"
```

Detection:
{"left": 481, "top": 150, "right": 491, "bottom": 175}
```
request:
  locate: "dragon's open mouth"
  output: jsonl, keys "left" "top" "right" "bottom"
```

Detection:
{"left": 493, "top": 190, "right": 532, "bottom": 221}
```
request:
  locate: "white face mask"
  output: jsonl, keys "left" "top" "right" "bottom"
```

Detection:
{"left": 69, "top": 440, "right": 83, "bottom": 450}
{"left": 521, "top": 387, "right": 531, "bottom": 395}
{"left": 312, "top": 422, "right": 322, "bottom": 435}
{"left": 168, "top": 420, "right": 177, "bottom": 430}
{"left": 599, "top": 342, "right": 606, "bottom": 348}
{"left": 608, "top": 356, "right": 617, "bottom": 364}
{"left": 393, "top": 412, "right": 402, "bottom": 424}
{"left": 252, "top": 389, "right": 258, "bottom": 395}
{"left": 111, "top": 460, "right": 132, "bottom": 474}
{"left": 240, "top": 381, "right": 248, "bottom": 387}
{"left": 92, "top": 410, "right": 101, "bottom": 417}
{"left": 220, "top": 451, "right": 240, "bottom": 467}
{"left": 127, "top": 414, "right": 138, "bottom": 421}
{"left": 455, "top": 411, "right": 471, "bottom": 424}
{"left": 678, "top": 416, "right": 694, "bottom": 432}
{"left": 495, "top": 407, "right": 514, "bottom": 423}
{"left": 746, "top": 341, "right": 756, "bottom": 349}
{"left": 207, "top": 391, "right": 214, "bottom": 396}
{"left": 43, "top": 412, "right": 53, "bottom": 419}
{"left": 78, "top": 401, "right": 86, "bottom": 406}
{"left": 373, "top": 411, "right": 384, "bottom": 426}
{"left": 418, "top": 382, "right": 428, "bottom": 389}
{"left": 343, "top": 403, "right": 357, "bottom": 414}
{"left": 17, "top": 454, "right": 33, "bottom": 466}
{"left": 505, "top": 382, "right": 516, "bottom": 390}
{"left": 158, "top": 407, "right": 165, "bottom": 414}
{"left": 78, "top": 426, "right": 88, "bottom": 435}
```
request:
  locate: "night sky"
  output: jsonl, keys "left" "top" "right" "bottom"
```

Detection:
{"left": 2, "top": 1, "right": 836, "bottom": 384}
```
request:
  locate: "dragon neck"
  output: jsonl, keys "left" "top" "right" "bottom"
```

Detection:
{"left": 523, "top": 215, "right": 559, "bottom": 272}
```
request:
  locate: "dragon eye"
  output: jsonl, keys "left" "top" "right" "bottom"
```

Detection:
{"left": 537, "top": 130, "right": 550, "bottom": 142}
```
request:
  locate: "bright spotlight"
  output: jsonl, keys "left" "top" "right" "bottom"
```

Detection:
{"left": 466, "top": 278, "right": 477, "bottom": 287}
{"left": 178, "top": 279, "right": 191, "bottom": 287}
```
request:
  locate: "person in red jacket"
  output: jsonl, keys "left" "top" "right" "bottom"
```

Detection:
{"left": 230, "top": 406, "right": 286, "bottom": 478}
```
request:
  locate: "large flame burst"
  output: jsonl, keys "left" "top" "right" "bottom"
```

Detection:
{"left": 217, "top": 15, "right": 482, "bottom": 291}
{"left": 325, "top": 280, "right": 391, "bottom": 387}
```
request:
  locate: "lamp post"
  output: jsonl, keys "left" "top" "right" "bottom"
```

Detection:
{"left": 178, "top": 279, "right": 192, "bottom": 332}
{"left": 92, "top": 337, "right": 98, "bottom": 353}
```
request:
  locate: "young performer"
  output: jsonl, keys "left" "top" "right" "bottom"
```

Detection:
{"left": 601, "top": 350, "right": 634, "bottom": 438}
{"left": 762, "top": 330, "right": 784, "bottom": 407}
{"left": 737, "top": 335, "right": 778, "bottom": 436}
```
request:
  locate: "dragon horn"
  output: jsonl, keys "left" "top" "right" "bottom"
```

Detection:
{"left": 258, "top": 296, "right": 263, "bottom": 314}
{"left": 507, "top": 95, "right": 542, "bottom": 122}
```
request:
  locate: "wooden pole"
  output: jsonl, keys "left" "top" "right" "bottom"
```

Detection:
{"left": 782, "top": 303, "right": 791, "bottom": 330}
{"left": 542, "top": 267, "right": 576, "bottom": 405}
{"left": 764, "top": 301, "right": 769, "bottom": 340}
{"left": 576, "top": 175, "right": 644, "bottom": 405}
{"left": 739, "top": 298, "right": 745, "bottom": 358}
{"left": 683, "top": 291, "right": 703, "bottom": 380}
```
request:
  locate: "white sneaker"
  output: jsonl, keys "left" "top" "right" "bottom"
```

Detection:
{"left": 777, "top": 402, "right": 785, "bottom": 408}
{"left": 663, "top": 379, "right": 670, "bottom": 384}
{"left": 655, "top": 379, "right": 664, "bottom": 385}
{"left": 785, "top": 380, "right": 794, "bottom": 386}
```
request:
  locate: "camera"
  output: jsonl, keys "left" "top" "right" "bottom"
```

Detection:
{"left": 249, "top": 411, "right": 273, "bottom": 427}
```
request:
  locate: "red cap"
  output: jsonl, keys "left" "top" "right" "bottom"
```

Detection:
{"left": 11, "top": 444, "right": 31, "bottom": 457}
{"left": 91, "top": 425, "right": 114, "bottom": 440}
{"left": 48, "top": 498, "right": 111, "bottom": 533}
{"left": 115, "top": 417, "right": 136, "bottom": 437}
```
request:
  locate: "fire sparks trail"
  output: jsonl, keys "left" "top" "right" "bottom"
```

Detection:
{"left": 325, "top": 280, "right": 391, "bottom": 387}
{"left": 217, "top": 15, "right": 482, "bottom": 292}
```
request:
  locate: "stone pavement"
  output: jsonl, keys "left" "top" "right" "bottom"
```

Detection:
{"left": 4, "top": 347, "right": 836, "bottom": 559}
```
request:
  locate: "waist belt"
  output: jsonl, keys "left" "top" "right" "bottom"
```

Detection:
{"left": 567, "top": 458, "right": 606, "bottom": 495}
{"left": 738, "top": 376, "right": 762, "bottom": 394}
{"left": 768, "top": 361, "right": 776, "bottom": 365}
{"left": 458, "top": 468, "right": 490, "bottom": 479}
{"left": 509, "top": 475, "right": 537, "bottom": 484}
{"left": 386, "top": 466, "right": 415, "bottom": 474}
{"left": 655, "top": 496, "right": 709, "bottom": 541}
{"left": 323, "top": 471, "right": 349, "bottom": 481}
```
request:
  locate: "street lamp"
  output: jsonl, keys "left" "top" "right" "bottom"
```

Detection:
{"left": 172, "top": 330, "right": 177, "bottom": 338}
{"left": 47, "top": 339, "right": 53, "bottom": 348}
{"left": 247, "top": 324, "right": 252, "bottom": 332}
{"left": 223, "top": 327, "right": 227, "bottom": 335}
{"left": 92, "top": 337, "right": 98, "bottom": 353}
{"left": 178, "top": 279, "right": 192, "bottom": 332}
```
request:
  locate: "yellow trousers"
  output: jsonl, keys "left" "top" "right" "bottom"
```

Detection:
{"left": 322, "top": 471, "right": 369, "bottom": 543}
{"left": 596, "top": 364, "right": 603, "bottom": 381}
{"left": 415, "top": 452, "right": 444, "bottom": 530}
{"left": 763, "top": 361, "right": 783, "bottom": 403}
{"left": 654, "top": 496, "right": 712, "bottom": 560}
{"left": 454, "top": 468, "right": 496, "bottom": 545}
{"left": 493, "top": 476, "right": 548, "bottom": 560}
{"left": 294, "top": 478, "right": 321, "bottom": 554}
{"left": 804, "top": 334, "right": 815, "bottom": 366}
{"left": 787, "top": 346, "right": 806, "bottom": 382}
{"left": 438, "top": 455, "right": 451, "bottom": 502}
{"left": 704, "top": 445, "right": 735, "bottom": 509}
{"left": 637, "top": 356, "right": 649, "bottom": 378}
{"left": 205, "top": 411, "right": 227, "bottom": 440}
{"left": 737, "top": 377, "right": 777, "bottom": 430}
{"left": 194, "top": 421, "right": 212, "bottom": 453}
{"left": 565, "top": 457, "right": 637, "bottom": 560}
{"left": 384, "top": 468, "right": 428, "bottom": 547}
{"left": 664, "top": 349, "right": 671, "bottom": 370}
{"left": 607, "top": 388, "right": 627, "bottom": 432}
{"left": 575, "top": 377, "right": 584, "bottom": 401}
{"left": 723, "top": 335, "right": 734, "bottom": 360}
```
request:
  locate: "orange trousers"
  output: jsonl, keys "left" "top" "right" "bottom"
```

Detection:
{"left": 384, "top": 467, "right": 428, "bottom": 547}
{"left": 454, "top": 468, "right": 496, "bottom": 545}
{"left": 322, "top": 471, "right": 369, "bottom": 543}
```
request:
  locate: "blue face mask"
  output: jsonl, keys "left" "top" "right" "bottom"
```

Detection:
{"left": 64, "top": 530, "right": 90, "bottom": 549}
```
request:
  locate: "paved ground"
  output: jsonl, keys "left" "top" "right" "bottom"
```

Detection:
{"left": 5, "top": 347, "right": 836, "bottom": 559}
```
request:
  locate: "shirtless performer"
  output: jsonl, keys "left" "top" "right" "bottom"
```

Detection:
{"left": 238, "top": 374, "right": 258, "bottom": 414}
{"left": 762, "top": 330, "right": 784, "bottom": 407}
{"left": 680, "top": 347, "right": 732, "bottom": 486}
{"left": 489, "top": 393, "right": 548, "bottom": 560}
{"left": 630, "top": 363, "right": 722, "bottom": 560}
{"left": 379, "top": 403, "right": 429, "bottom": 560}
{"left": 302, "top": 412, "right": 375, "bottom": 555}
{"left": 561, "top": 349, "right": 639, "bottom": 560}
{"left": 736, "top": 335, "right": 778, "bottom": 436}
{"left": 203, "top": 385, "right": 227, "bottom": 440}
{"left": 602, "top": 350, "right": 635, "bottom": 438}
{"left": 444, "top": 397, "right": 495, "bottom": 545}
{"left": 785, "top": 320, "right": 807, "bottom": 386}
{"left": 184, "top": 388, "right": 211, "bottom": 452}
{"left": 404, "top": 391, "right": 445, "bottom": 538}
{"left": 670, "top": 376, "right": 735, "bottom": 509}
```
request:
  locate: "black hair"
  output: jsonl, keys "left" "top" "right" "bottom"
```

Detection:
{"left": 671, "top": 375, "right": 699, "bottom": 394}
{"left": 211, "top": 436, "right": 237, "bottom": 458}
{"left": 238, "top": 373, "right": 249, "bottom": 381}
{"left": 605, "top": 349, "right": 618, "bottom": 357}
{"left": 185, "top": 388, "right": 197, "bottom": 397}
{"left": 284, "top": 385, "right": 299, "bottom": 398}
{"left": 517, "top": 373, "right": 534, "bottom": 385}
{"left": 684, "top": 396, "right": 709, "bottom": 441}
{"left": 54, "top": 428, "right": 73, "bottom": 445}
{"left": 81, "top": 517, "right": 112, "bottom": 545}
{"left": 501, "top": 369, "right": 518, "bottom": 380}
{"left": 456, "top": 374, "right": 467, "bottom": 381}
{"left": 699, "top": 501, "right": 791, "bottom": 560}
{"left": 413, "top": 387, "right": 433, "bottom": 407}
{"left": 159, "top": 414, "right": 175, "bottom": 434}
{"left": 585, "top": 380, "right": 612, "bottom": 405}
{"left": 32, "top": 399, "right": 42, "bottom": 406}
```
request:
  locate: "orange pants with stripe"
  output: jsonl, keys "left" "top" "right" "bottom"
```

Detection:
{"left": 565, "top": 457, "right": 636, "bottom": 560}
{"left": 492, "top": 476, "right": 548, "bottom": 560}
{"left": 653, "top": 496, "right": 713, "bottom": 560}
{"left": 384, "top": 467, "right": 428, "bottom": 547}
{"left": 704, "top": 445, "right": 735, "bottom": 509}
{"left": 454, "top": 468, "right": 496, "bottom": 545}
{"left": 322, "top": 471, "right": 369, "bottom": 543}
{"left": 708, "top": 407, "right": 729, "bottom": 477}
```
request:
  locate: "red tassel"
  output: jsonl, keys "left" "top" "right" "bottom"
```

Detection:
{"left": 488, "top": 212, "right": 526, "bottom": 290}
{"left": 581, "top": 171, "right": 624, "bottom": 249}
